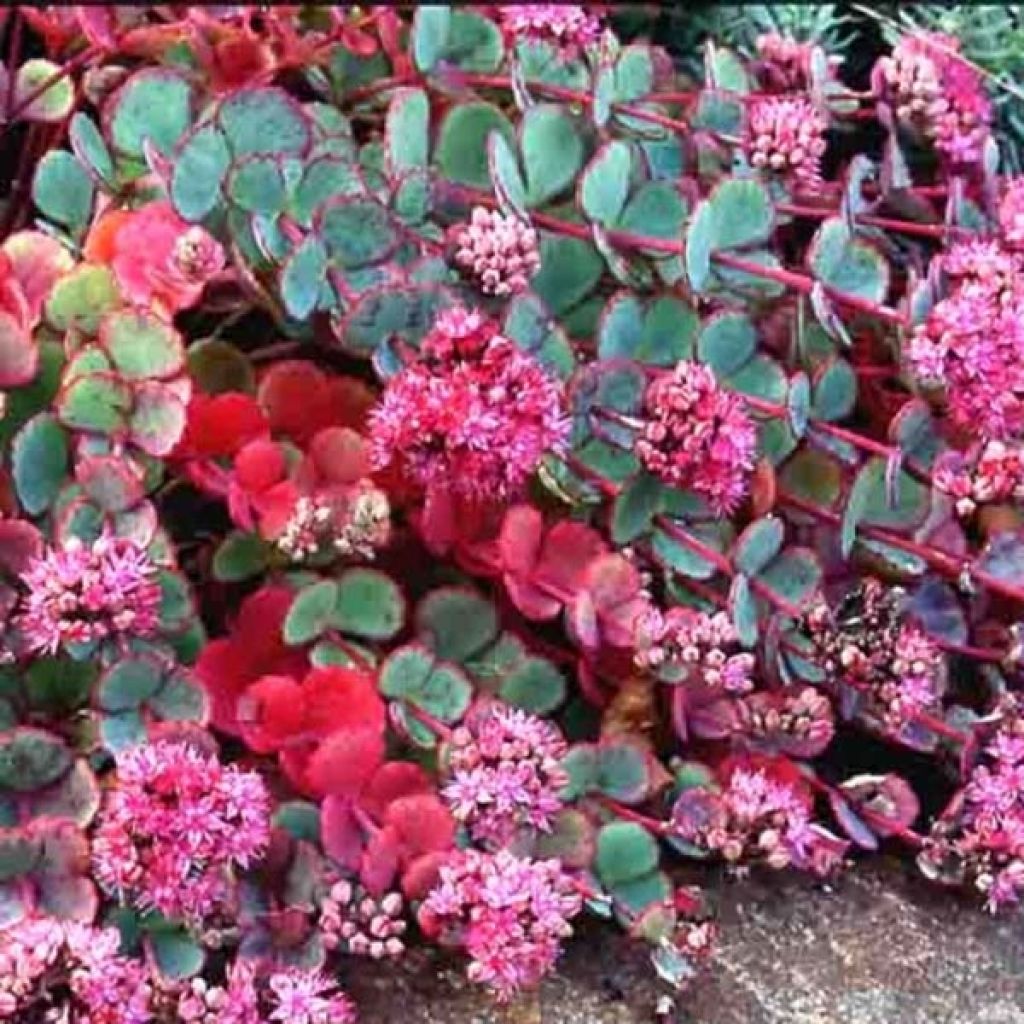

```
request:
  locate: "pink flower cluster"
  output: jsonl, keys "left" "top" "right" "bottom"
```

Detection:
{"left": 369, "top": 307, "right": 571, "bottom": 502}
{"left": 450, "top": 207, "right": 541, "bottom": 297}
{"left": 17, "top": 534, "right": 161, "bottom": 656}
{"left": 0, "top": 918, "right": 151, "bottom": 1024}
{"left": 745, "top": 97, "right": 828, "bottom": 189}
{"left": 805, "top": 581, "right": 946, "bottom": 733}
{"left": 633, "top": 604, "right": 755, "bottom": 693}
{"left": 442, "top": 703, "right": 569, "bottom": 846}
{"left": 635, "top": 361, "right": 757, "bottom": 516}
{"left": 736, "top": 688, "right": 835, "bottom": 759}
{"left": 934, "top": 440, "right": 1024, "bottom": 517}
{"left": 177, "top": 961, "right": 356, "bottom": 1024}
{"left": 419, "top": 849, "right": 582, "bottom": 1000}
{"left": 905, "top": 278, "right": 1024, "bottom": 442}
{"left": 274, "top": 484, "right": 391, "bottom": 563}
{"left": 497, "top": 5, "right": 603, "bottom": 57}
{"left": 940, "top": 240, "right": 1022, "bottom": 298}
{"left": 922, "top": 709, "right": 1024, "bottom": 912}
{"left": 672, "top": 757, "right": 848, "bottom": 875}
{"left": 319, "top": 880, "right": 407, "bottom": 959}
{"left": 91, "top": 741, "right": 271, "bottom": 922}
{"left": 875, "top": 32, "right": 992, "bottom": 166}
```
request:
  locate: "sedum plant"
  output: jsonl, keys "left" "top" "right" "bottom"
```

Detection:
{"left": 0, "top": 3, "right": 1023, "bottom": 1019}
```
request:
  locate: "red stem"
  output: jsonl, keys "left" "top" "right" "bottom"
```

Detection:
{"left": 598, "top": 796, "right": 673, "bottom": 837}
{"left": 3, "top": 44, "right": 103, "bottom": 130}
{"left": 777, "top": 201, "right": 970, "bottom": 241}
{"left": 805, "top": 775, "right": 925, "bottom": 848}
{"left": 401, "top": 699, "right": 454, "bottom": 742}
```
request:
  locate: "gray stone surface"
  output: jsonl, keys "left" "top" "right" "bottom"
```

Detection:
{"left": 346, "top": 858, "right": 1024, "bottom": 1024}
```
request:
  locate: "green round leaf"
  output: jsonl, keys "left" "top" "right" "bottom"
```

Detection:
{"left": 213, "top": 531, "right": 270, "bottom": 583}
{"left": 580, "top": 141, "right": 632, "bottom": 227}
{"left": 386, "top": 88, "right": 430, "bottom": 174}
{"left": 412, "top": 5, "right": 452, "bottom": 72}
{"left": 100, "top": 310, "right": 185, "bottom": 380}
{"left": 106, "top": 69, "right": 193, "bottom": 157}
{"left": 316, "top": 197, "right": 400, "bottom": 268}
{"left": 0, "top": 729, "right": 72, "bottom": 792}
{"left": 595, "top": 821, "right": 659, "bottom": 887}
{"left": 32, "top": 152, "right": 94, "bottom": 233}
{"left": 15, "top": 59, "right": 74, "bottom": 122}
{"left": 45, "top": 266, "right": 121, "bottom": 335}
{"left": 521, "top": 104, "right": 584, "bottom": 207}
{"left": 594, "top": 741, "right": 652, "bottom": 804}
{"left": 96, "top": 659, "right": 163, "bottom": 713}
{"left": 331, "top": 568, "right": 406, "bottom": 640}
{"left": 436, "top": 101, "right": 514, "bottom": 189}
{"left": 147, "top": 927, "right": 206, "bottom": 980}
{"left": 170, "top": 124, "right": 231, "bottom": 222}
{"left": 228, "top": 156, "right": 287, "bottom": 215}
{"left": 807, "top": 217, "right": 890, "bottom": 303}
{"left": 416, "top": 587, "right": 498, "bottom": 663}
{"left": 697, "top": 311, "right": 756, "bottom": 377}
{"left": 12, "top": 414, "right": 68, "bottom": 515}
{"left": 69, "top": 113, "right": 115, "bottom": 186}
{"left": 217, "top": 88, "right": 311, "bottom": 157}
{"left": 57, "top": 374, "right": 132, "bottom": 435}
{"left": 499, "top": 656, "right": 567, "bottom": 714}
{"left": 281, "top": 236, "right": 328, "bottom": 320}
{"left": 732, "top": 516, "right": 785, "bottom": 576}
{"left": 284, "top": 580, "right": 339, "bottom": 645}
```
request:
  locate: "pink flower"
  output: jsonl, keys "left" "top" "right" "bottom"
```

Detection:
{"left": 635, "top": 361, "right": 757, "bottom": 516}
{"left": 905, "top": 282, "right": 1024, "bottom": 441}
{"left": 736, "top": 688, "right": 836, "bottom": 759}
{"left": 273, "top": 484, "right": 391, "bottom": 564}
{"left": 267, "top": 969, "right": 356, "bottom": 1024}
{"left": 450, "top": 207, "right": 541, "bottom": 297}
{"left": 875, "top": 33, "right": 991, "bottom": 167}
{"left": 16, "top": 534, "right": 161, "bottom": 656}
{"left": 805, "top": 581, "right": 947, "bottom": 735}
{"left": 940, "top": 240, "right": 1021, "bottom": 296}
{"left": 934, "top": 440, "right": 1024, "bottom": 517}
{"left": 92, "top": 741, "right": 271, "bottom": 922}
{"left": 319, "top": 880, "right": 407, "bottom": 960}
{"left": 999, "top": 178, "right": 1024, "bottom": 250}
{"left": 442, "top": 702, "right": 569, "bottom": 847}
{"left": 369, "top": 307, "right": 571, "bottom": 502}
{"left": 420, "top": 849, "right": 582, "bottom": 1000}
{"left": 93, "top": 201, "right": 225, "bottom": 316}
{"left": 633, "top": 604, "right": 755, "bottom": 692}
{"left": 497, "top": 5, "right": 603, "bottom": 57}
{"left": 745, "top": 97, "right": 828, "bottom": 189}
{"left": 672, "top": 755, "right": 847, "bottom": 875}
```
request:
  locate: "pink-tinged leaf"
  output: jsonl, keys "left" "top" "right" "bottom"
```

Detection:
{"left": 0, "top": 311, "right": 37, "bottom": 387}
{"left": 839, "top": 773, "right": 920, "bottom": 837}
{"left": 360, "top": 761, "right": 433, "bottom": 822}
{"left": 827, "top": 789, "right": 879, "bottom": 850}
{"left": 418, "top": 485, "right": 457, "bottom": 556}
{"left": 498, "top": 505, "right": 543, "bottom": 576}
{"left": 2, "top": 232, "right": 74, "bottom": 325}
{"left": 75, "top": 455, "right": 145, "bottom": 513}
{"left": 504, "top": 574, "right": 561, "bottom": 621}
{"left": 567, "top": 591, "right": 600, "bottom": 651}
{"left": 585, "top": 553, "right": 642, "bottom": 608}
{"left": 320, "top": 797, "right": 364, "bottom": 870}
{"left": 401, "top": 851, "right": 447, "bottom": 900}
{"left": 534, "top": 521, "right": 607, "bottom": 595}
{"left": 688, "top": 697, "right": 738, "bottom": 740}
{"left": 304, "top": 727, "right": 385, "bottom": 799}
{"left": 306, "top": 427, "right": 371, "bottom": 485}
{"left": 359, "top": 825, "right": 401, "bottom": 895}
{"left": 0, "top": 519, "right": 42, "bottom": 575}
{"left": 384, "top": 794, "right": 455, "bottom": 857}
{"left": 130, "top": 381, "right": 189, "bottom": 457}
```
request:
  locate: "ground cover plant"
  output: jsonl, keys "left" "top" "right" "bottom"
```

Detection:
{"left": 2, "top": 3, "right": 1024, "bottom": 1020}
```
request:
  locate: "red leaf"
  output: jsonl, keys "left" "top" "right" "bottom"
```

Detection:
{"left": 237, "top": 674, "right": 306, "bottom": 754}
{"left": 307, "top": 427, "right": 371, "bottom": 485}
{"left": 304, "top": 727, "right": 385, "bottom": 798}
{"left": 498, "top": 505, "right": 543, "bottom": 576}
{"left": 383, "top": 794, "right": 455, "bottom": 858}
{"left": 359, "top": 825, "right": 401, "bottom": 895}
{"left": 194, "top": 639, "right": 250, "bottom": 736}
{"left": 535, "top": 520, "right": 607, "bottom": 596}
{"left": 320, "top": 796, "right": 364, "bottom": 870}
{"left": 176, "top": 392, "right": 268, "bottom": 460}
{"left": 233, "top": 439, "right": 287, "bottom": 494}
{"left": 0, "top": 519, "right": 42, "bottom": 575}
{"left": 0, "top": 310, "right": 37, "bottom": 388}
{"left": 300, "top": 667, "right": 386, "bottom": 738}
{"left": 360, "top": 761, "right": 433, "bottom": 822}
{"left": 1, "top": 232, "right": 73, "bottom": 325}
{"left": 401, "top": 851, "right": 447, "bottom": 901}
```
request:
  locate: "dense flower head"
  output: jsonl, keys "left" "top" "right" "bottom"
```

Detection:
{"left": 0, "top": 918, "right": 152, "bottom": 1023}
{"left": 319, "top": 879, "right": 407, "bottom": 959}
{"left": 92, "top": 740, "right": 272, "bottom": 922}
{"left": 86, "top": 200, "right": 225, "bottom": 316}
{"left": 940, "top": 240, "right": 1022, "bottom": 297}
{"left": 875, "top": 32, "right": 992, "bottom": 167}
{"left": 672, "top": 756, "right": 848, "bottom": 875}
{"left": 274, "top": 484, "right": 391, "bottom": 563}
{"left": 450, "top": 207, "right": 541, "bottom": 297}
{"left": 905, "top": 281, "right": 1024, "bottom": 441}
{"left": 177, "top": 961, "right": 356, "bottom": 1024}
{"left": 420, "top": 849, "right": 582, "bottom": 1000}
{"left": 999, "top": 177, "right": 1024, "bottom": 250}
{"left": 633, "top": 604, "right": 756, "bottom": 692}
{"left": 745, "top": 96, "right": 828, "bottom": 189}
{"left": 805, "top": 580, "right": 946, "bottom": 733}
{"left": 369, "top": 307, "right": 571, "bottom": 502}
{"left": 16, "top": 534, "right": 161, "bottom": 656}
{"left": 497, "top": 5, "right": 603, "bottom": 57}
{"left": 442, "top": 702, "right": 569, "bottom": 846}
{"left": 735, "top": 688, "right": 836, "bottom": 759}
{"left": 934, "top": 440, "right": 1024, "bottom": 517}
{"left": 635, "top": 361, "right": 757, "bottom": 516}
{"left": 921, "top": 706, "right": 1024, "bottom": 912}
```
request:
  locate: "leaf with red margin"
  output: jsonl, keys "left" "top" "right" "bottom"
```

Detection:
{"left": 1, "top": 231, "right": 74, "bottom": 324}
{"left": 0, "top": 311, "right": 37, "bottom": 388}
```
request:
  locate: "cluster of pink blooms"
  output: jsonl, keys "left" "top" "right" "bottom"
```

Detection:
{"left": 745, "top": 97, "right": 828, "bottom": 189}
{"left": 0, "top": 918, "right": 151, "bottom": 1023}
{"left": 632, "top": 604, "right": 755, "bottom": 693}
{"left": 369, "top": 307, "right": 571, "bottom": 502}
{"left": 318, "top": 879, "right": 407, "bottom": 959}
{"left": 176, "top": 961, "right": 356, "bottom": 1024}
{"left": 16, "top": 534, "right": 162, "bottom": 656}
{"left": 999, "top": 178, "right": 1024, "bottom": 250}
{"left": 934, "top": 440, "right": 1024, "bottom": 518}
{"left": 735, "top": 688, "right": 836, "bottom": 759}
{"left": 805, "top": 581, "right": 946, "bottom": 733}
{"left": 419, "top": 849, "right": 582, "bottom": 1000}
{"left": 922, "top": 709, "right": 1024, "bottom": 912}
{"left": 497, "top": 4, "right": 603, "bottom": 57}
{"left": 672, "top": 759, "right": 848, "bottom": 875}
{"left": 450, "top": 207, "right": 541, "bottom": 297}
{"left": 940, "top": 239, "right": 1022, "bottom": 298}
{"left": 442, "top": 703, "right": 569, "bottom": 847}
{"left": 91, "top": 741, "right": 272, "bottom": 922}
{"left": 635, "top": 361, "right": 757, "bottom": 516}
{"left": 875, "top": 32, "right": 992, "bottom": 166}
{"left": 905, "top": 276, "right": 1024, "bottom": 442}
{"left": 274, "top": 485, "right": 391, "bottom": 563}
